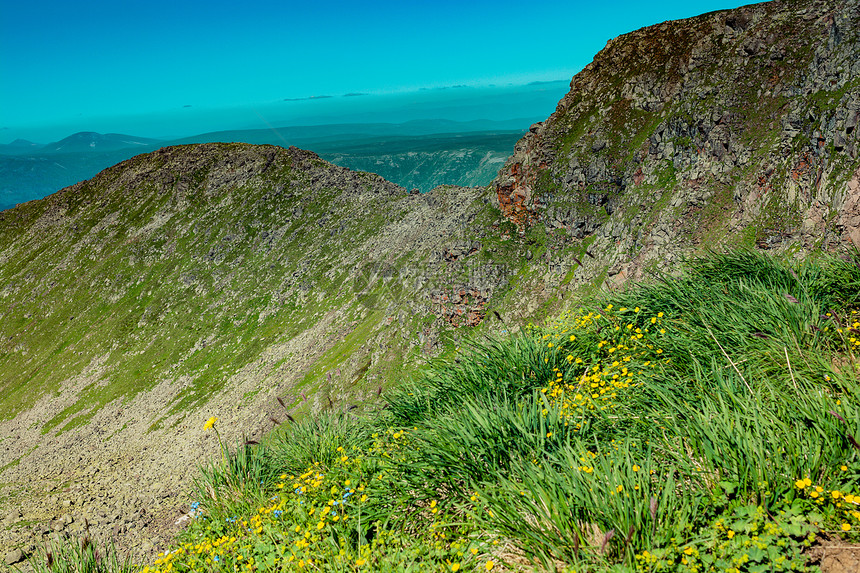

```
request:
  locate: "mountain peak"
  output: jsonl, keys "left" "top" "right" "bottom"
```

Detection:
{"left": 42, "top": 131, "right": 162, "bottom": 153}
{"left": 492, "top": 0, "right": 860, "bottom": 282}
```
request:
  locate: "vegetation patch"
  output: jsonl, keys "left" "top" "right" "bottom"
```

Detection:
{"left": 21, "top": 251, "right": 859, "bottom": 572}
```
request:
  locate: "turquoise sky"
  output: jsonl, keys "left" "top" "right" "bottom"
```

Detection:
{"left": 1, "top": 0, "right": 752, "bottom": 142}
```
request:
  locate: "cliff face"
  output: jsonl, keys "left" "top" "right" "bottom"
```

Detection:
{"left": 493, "top": 0, "right": 860, "bottom": 283}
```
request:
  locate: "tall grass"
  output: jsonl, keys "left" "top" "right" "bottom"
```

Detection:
{"left": 3, "top": 531, "right": 136, "bottom": 573}
{"left": 268, "top": 410, "right": 374, "bottom": 476}
{"left": 191, "top": 437, "right": 278, "bottom": 516}
{"left": 385, "top": 336, "right": 555, "bottom": 425}
{"left": 127, "top": 250, "right": 860, "bottom": 572}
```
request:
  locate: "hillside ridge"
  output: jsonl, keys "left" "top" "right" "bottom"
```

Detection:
{"left": 0, "top": 142, "right": 523, "bottom": 556}
{"left": 2, "top": 0, "right": 860, "bottom": 561}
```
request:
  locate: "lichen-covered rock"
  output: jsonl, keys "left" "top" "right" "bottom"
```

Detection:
{"left": 492, "top": 0, "right": 860, "bottom": 282}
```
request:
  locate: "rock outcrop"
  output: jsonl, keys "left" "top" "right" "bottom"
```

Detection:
{"left": 493, "top": 0, "right": 860, "bottom": 283}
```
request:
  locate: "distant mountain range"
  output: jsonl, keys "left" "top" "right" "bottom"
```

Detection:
{"left": 41, "top": 131, "right": 162, "bottom": 153}
{"left": 0, "top": 119, "right": 535, "bottom": 210}
{"left": 0, "top": 132, "right": 160, "bottom": 155}
{"left": 0, "top": 139, "right": 42, "bottom": 153}
{"left": 165, "top": 118, "right": 538, "bottom": 145}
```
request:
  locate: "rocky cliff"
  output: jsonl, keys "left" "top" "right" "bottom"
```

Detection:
{"left": 493, "top": 0, "right": 860, "bottom": 285}
{"left": 2, "top": 0, "right": 860, "bottom": 562}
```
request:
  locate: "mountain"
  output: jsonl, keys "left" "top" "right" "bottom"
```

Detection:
{"left": 0, "top": 149, "right": 166, "bottom": 212}
{"left": 0, "top": 143, "right": 531, "bottom": 556}
{"left": 164, "top": 118, "right": 537, "bottom": 145}
{"left": 165, "top": 124, "right": 527, "bottom": 192}
{"left": 317, "top": 130, "right": 525, "bottom": 192}
{"left": 40, "top": 132, "right": 163, "bottom": 154}
{"left": 0, "top": 139, "right": 43, "bottom": 155}
{"left": 491, "top": 0, "right": 860, "bottom": 285}
{"left": 1, "top": 0, "right": 859, "bottom": 560}
{"left": 0, "top": 124, "right": 528, "bottom": 210}
{"left": 0, "top": 133, "right": 166, "bottom": 211}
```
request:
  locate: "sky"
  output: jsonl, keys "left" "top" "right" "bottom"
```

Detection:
{"left": 0, "top": 0, "right": 753, "bottom": 143}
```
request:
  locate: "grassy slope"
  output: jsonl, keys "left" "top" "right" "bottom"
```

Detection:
{"left": 41, "top": 250, "right": 857, "bottom": 573}
{"left": 0, "top": 143, "right": 555, "bottom": 446}
{"left": 2, "top": 2, "right": 859, "bottom": 566}
{"left": 0, "top": 144, "right": 413, "bottom": 431}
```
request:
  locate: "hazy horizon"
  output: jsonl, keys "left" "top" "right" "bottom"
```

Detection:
{"left": 0, "top": 80, "right": 570, "bottom": 144}
{"left": 1, "top": 0, "right": 753, "bottom": 145}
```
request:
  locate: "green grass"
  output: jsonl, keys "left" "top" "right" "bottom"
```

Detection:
{"left": 3, "top": 530, "right": 136, "bottom": 573}
{"left": 14, "top": 250, "right": 860, "bottom": 572}
{"left": 297, "top": 310, "right": 386, "bottom": 393}
{"left": 0, "top": 143, "right": 433, "bottom": 431}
